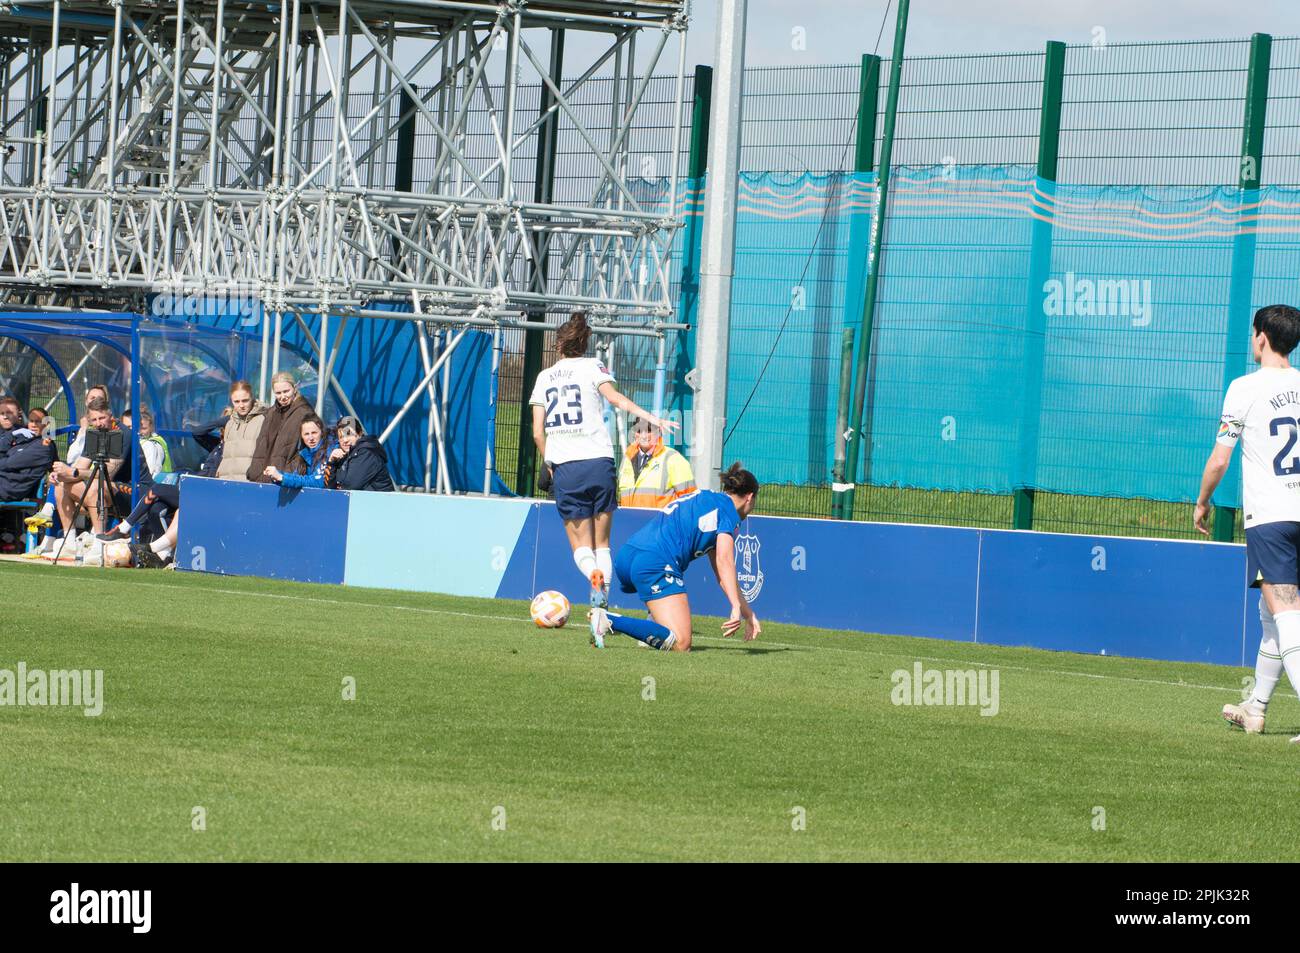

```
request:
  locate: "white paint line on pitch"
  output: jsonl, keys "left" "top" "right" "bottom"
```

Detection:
{"left": 19, "top": 568, "right": 1270, "bottom": 699}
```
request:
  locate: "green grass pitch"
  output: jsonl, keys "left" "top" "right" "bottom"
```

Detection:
{"left": 1, "top": 559, "right": 1293, "bottom": 861}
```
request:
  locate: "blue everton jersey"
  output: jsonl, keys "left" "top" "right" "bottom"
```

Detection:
{"left": 625, "top": 490, "right": 741, "bottom": 571}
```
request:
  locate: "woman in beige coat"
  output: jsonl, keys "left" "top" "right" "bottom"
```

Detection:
{"left": 216, "top": 381, "right": 266, "bottom": 481}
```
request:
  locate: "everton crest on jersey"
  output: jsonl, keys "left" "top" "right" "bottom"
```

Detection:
{"left": 734, "top": 529, "right": 764, "bottom": 602}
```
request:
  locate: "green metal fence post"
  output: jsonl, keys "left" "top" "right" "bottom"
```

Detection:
{"left": 1013, "top": 40, "right": 1066, "bottom": 531}
{"left": 516, "top": 29, "right": 565, "bottom": 498}
{"left": 831, "top": 326, "right": 857, "bottom": 516}
{"left": 840, "top": 2, "right": 909, "bottom": 521}
{"left": 1215, "top": 32, "right": 1272, "bottom": 542}
{"left": 687, "top": 65, "right": 713, "bottom": 191}
{"left": 831, "top": 53, "right": 880, "bottom": 520}
{"left": 672, "top": 65, "right": 712, "bottom": 458}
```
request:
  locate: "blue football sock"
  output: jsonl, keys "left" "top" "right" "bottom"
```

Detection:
{"left": 608, "top": 612, "right": 672, "bottom": 650}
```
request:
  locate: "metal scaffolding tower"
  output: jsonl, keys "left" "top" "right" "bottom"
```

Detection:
{"left": 0, "top": 0, "right": 689, "bottom": 485}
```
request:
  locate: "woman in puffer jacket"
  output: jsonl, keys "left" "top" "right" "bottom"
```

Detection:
{"left": 215, "top": 380, "right": 266, "bottom": 481}
{"left": 263, "top": 415, "right": 337, "bottom": 489}
{"left": 323, "top": 416, "right": 395, "bottom": 492}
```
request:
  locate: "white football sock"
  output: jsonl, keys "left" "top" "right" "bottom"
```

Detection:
{"left": 1251, "top": 600, "right": 1283, "bottom": 711}
{"left": 38, "top": 502, "right": 53, "bottom": 519}
{"left": 150, "top": 538, "right": 173, "bottom": 559}
{"left": 573, "top": 546, "right": 597, "bottom": 580}
{"left": 117, "top": 520, "right": 133, "bottom": 532}
{"left": 1273, "top": 610, "right": 1300, "bottom": 701}
{"left": 595, "top": 547, "right": 612, "bottom": 584}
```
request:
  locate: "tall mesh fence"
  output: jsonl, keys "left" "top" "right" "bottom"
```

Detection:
{"left": 706, "top": 37, "right": 1300, "bottom": 538}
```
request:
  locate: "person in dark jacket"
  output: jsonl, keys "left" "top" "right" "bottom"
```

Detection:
{"left": 0, "top": 397, "right": 25, "bottom": 453}
{"left": 191, "top": 409, "right": 230, "bottom": 478}
{"left": 324, "top": 416, "right": 395, "bottom": 492}
{"left": 247, "top": 372, "right": 313, "bottom": 482}
{"left": 0, "top": 429, "right": 56, "bottom": 502}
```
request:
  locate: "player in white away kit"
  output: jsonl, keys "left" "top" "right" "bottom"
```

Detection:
{"left": 1196, "top": 304, "right": 1300, "bottom": 739}
{"left": 530, "top": 312, "right": 677, "bottom": 648}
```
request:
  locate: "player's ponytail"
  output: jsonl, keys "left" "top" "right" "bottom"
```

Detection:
{"left": 720, "top": 462, "right": 759, "bottom": 498}
{"left": 555, "top": 311, "right": 591, "bottom": 358}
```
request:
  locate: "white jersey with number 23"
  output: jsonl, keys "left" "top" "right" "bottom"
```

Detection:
{"left": 1217, "top": 365, "right": 1300, "bottom": 528}
{"left": 529, "top": 356, "right": 616, "bottom": 466}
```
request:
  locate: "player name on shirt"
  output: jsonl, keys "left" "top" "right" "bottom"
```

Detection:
{"left": 1269, "top": 390, "right": 1300, "bottom": 411}
{"left": 529, "top": 356, "right": 616, "bottom": 466}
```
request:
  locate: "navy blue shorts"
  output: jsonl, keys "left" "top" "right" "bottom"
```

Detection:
{"left": 615, "top": 544, "right": 687, "bottom": 603}
{"left": 1246, "top": 521, "right": 1300, "bottom": 589}
{"left": 551, "top": 457, "right": 617, "bottom": 522}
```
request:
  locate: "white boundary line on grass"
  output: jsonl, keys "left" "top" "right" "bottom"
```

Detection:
{"left": 19, "top": 568, "right": 1273, "bottom": 699}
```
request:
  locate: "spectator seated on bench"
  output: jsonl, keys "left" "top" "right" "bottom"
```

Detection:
{"left": 0, "top": 434, "right": 56, "bottom": 504}
{"left": 23, "top": 384, "right": 112, "bottom": 555}
{"left": 0, "top": 408, "right": 57, "bottom": 554}
{"left": 48, "top": 397, "right": 129, "bottom": 538}
{"left": 0, "top": 409, "right": 56, "bottom": 504}
{"left": 122, "top": 408, "right": 172, "bottom": 481}
{"left": 0, "top": 395, "right": 23, "bottom": 444}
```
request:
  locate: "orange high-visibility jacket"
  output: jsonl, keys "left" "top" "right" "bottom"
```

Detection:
{"left": 617, "top": 440, "right": 697, "bottom": 509}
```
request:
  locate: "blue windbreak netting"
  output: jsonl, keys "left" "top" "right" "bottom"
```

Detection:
{"left": 723, "top": 171, "right": 872, "bottom": 486}
{"left": 699, "top": 165, "right": 1300, "bottom": 507}
{"left": 864, "top": 166, "right": 1032, "bottom": 495}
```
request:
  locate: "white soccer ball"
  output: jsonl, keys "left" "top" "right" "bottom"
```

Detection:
{"left": 103, "top": 540, "right": 133, "bottom": 569}
{"left": 530, "top": 590, "right": 571, "bottom": 629}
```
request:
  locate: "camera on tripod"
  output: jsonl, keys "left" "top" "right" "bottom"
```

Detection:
{"left": 82, "top": 427, "right": 124, "bottom": 463}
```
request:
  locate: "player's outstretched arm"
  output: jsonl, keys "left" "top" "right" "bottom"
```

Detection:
{"left": 710, "top": 535, "right": 759, "bottom": 641}
{"left": 1194, "top": 443, "right": 1233, "bottom": 535}
{"left": 597, "top": 382, "right": 679, "bottom": 435}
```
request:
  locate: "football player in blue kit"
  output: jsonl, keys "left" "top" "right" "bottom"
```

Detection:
{"left": 591, "top": 462, "right": 763, "bottom": 652}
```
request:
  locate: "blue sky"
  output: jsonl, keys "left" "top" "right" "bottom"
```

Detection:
{"left": 679, "top": 0, "right": 1298, "bottom": 65}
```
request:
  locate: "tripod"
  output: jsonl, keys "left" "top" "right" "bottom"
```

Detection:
{"left": 51, "top": 452, "right": 122, "bottom": 567}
